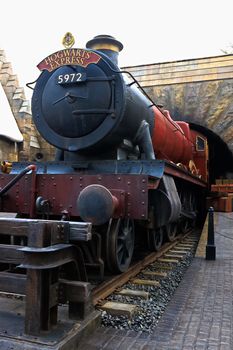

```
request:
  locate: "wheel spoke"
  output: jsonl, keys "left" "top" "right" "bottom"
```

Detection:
{"left": 118, "top": 248, "right": 124, "bottom": 264}
{"left": 147, "top": 228, "right": 163, "bottom": 251}
{"left": 117, "top": 243, "right": 123, "bottom": 254}
{"left": 106, "top": 218, "right": 135, "bottom": 273}
{"left": 166, "top": 223, "right": 177, "bottom": 242}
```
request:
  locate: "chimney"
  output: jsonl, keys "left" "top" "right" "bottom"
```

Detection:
{"left": 86, "top": 35, "right": 123, "bottom": 66}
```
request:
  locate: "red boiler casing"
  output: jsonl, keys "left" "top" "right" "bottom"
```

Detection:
{"left": 151, "top": 106, "right": 193, "bottom": 165}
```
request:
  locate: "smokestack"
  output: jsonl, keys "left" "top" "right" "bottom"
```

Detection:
{"left": 86, "top": 35, "right": 123, "bottom": 66}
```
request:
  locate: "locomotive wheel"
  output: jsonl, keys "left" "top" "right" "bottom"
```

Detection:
{"left": 147, "top": 227, "right": 163, "bottom": 251}
{"left": 165, "top": 223, "right": 177, "bottom": 242}
{"left": 106, "top": 218, "right": 135, "bottom": 273}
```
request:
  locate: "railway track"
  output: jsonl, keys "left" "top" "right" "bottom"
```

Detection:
{"left": 92, "top": 229, "right": 200, "bottom": 332}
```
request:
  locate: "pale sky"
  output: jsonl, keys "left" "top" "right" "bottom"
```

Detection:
{"left": 0, "top": 0, "right": 232, "bottom": 100}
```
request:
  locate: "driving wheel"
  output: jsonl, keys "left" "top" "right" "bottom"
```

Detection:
{"left": 105, "top": 218, "right": 135, "bottom": 273}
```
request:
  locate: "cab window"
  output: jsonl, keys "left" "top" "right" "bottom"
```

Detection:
{"left": 196, "top": 136, "right": 205, "bottom": 151}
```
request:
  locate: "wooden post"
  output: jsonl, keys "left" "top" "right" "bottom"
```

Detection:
{"left": 206, "top": 207, "right": 216, "bottom": 260}
{"left": 25, "top": 222, "right": 59, "bottom": 335}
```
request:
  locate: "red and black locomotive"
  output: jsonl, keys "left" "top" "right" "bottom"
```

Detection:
{"left": 0, "top": 34, "right": 208, "bottom": 275}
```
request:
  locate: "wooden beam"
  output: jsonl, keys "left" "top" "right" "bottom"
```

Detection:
{"left": 0, "top": 271, "right": 26, "bottom": 294}
{"left": 0, "top": 244, "right": 24, "bottom": 264}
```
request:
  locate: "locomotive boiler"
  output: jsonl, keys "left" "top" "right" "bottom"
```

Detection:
{"left": 0, "top": 34, "right": 208, "bottom": 275}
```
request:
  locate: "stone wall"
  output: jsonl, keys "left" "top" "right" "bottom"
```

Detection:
{"left": 123, "top": 54, "right": 233, "bottom": 154}
{"left": 0, "top": 138, "right": 20, "bottom": 162}
{"left": 0, "top": 49, "right": 48, "bottom": 161}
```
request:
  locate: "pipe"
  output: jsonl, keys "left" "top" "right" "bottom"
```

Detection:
{"left": 0, "top": 164, "right": 36, "bottom": 197}
{"left": 134, "top": 120, "right": 155, "bottom": 160}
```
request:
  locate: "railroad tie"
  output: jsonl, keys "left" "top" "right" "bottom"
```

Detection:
{"left": 100, "top": 301, "right": 138, "bottom": 318}
{"left": 164, "top": 253, "right": 184, "bottom": 259}
{"left": 158, "top": 258, "right": 179, "bottom": 264}
{"left": 131, "top": 278, "right": 160, "bottom": 286}
{"left": 169, "top": 250, "right": 189, "bottom": 254}
{"left": 117, "top": 289, "right": 149, "bottom": 300}
{"left": 142, "top": 271, "right": 167, "bottom": 277}
{"left": 176, "top": 245, "right": 192, "bottom": 250}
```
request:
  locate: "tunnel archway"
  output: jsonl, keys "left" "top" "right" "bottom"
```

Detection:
{"left": 189, "top": 123, "right": 233, "bottom": 184}
{"left": 124, "top": 53, "right": 233, "bottom": 182}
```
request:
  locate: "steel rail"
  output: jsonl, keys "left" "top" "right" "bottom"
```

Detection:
{"left": 92, "top": 230, "right": 195, "bottom": 305}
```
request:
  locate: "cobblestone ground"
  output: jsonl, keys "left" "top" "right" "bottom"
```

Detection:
{"left": 78, "top": 213, "right": 233, "bottom": 350}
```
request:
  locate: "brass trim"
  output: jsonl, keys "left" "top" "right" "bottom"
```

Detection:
{"left": 90, "top": 43, "right": 120, "bottom": 52}
{"left": 62, "top": 32, "right": 75, "bottom": 49}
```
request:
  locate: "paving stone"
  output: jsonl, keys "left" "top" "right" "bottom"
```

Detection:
{"left": 102, "top": 335, "right": 124, "bottom": 349}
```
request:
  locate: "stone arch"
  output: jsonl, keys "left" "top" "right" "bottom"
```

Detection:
{"left": 123, "top": 54, "right": 233, "bottom": 148}
{"left": 123, "top": 54, "right": 233, "bottom": 182}
{"left": 189, "top": 123, "right": 233, "bottom": 183}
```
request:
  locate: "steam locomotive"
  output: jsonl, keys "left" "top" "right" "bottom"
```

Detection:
{"left": 0, "top": 34, "right": 208, "bottom": 275}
